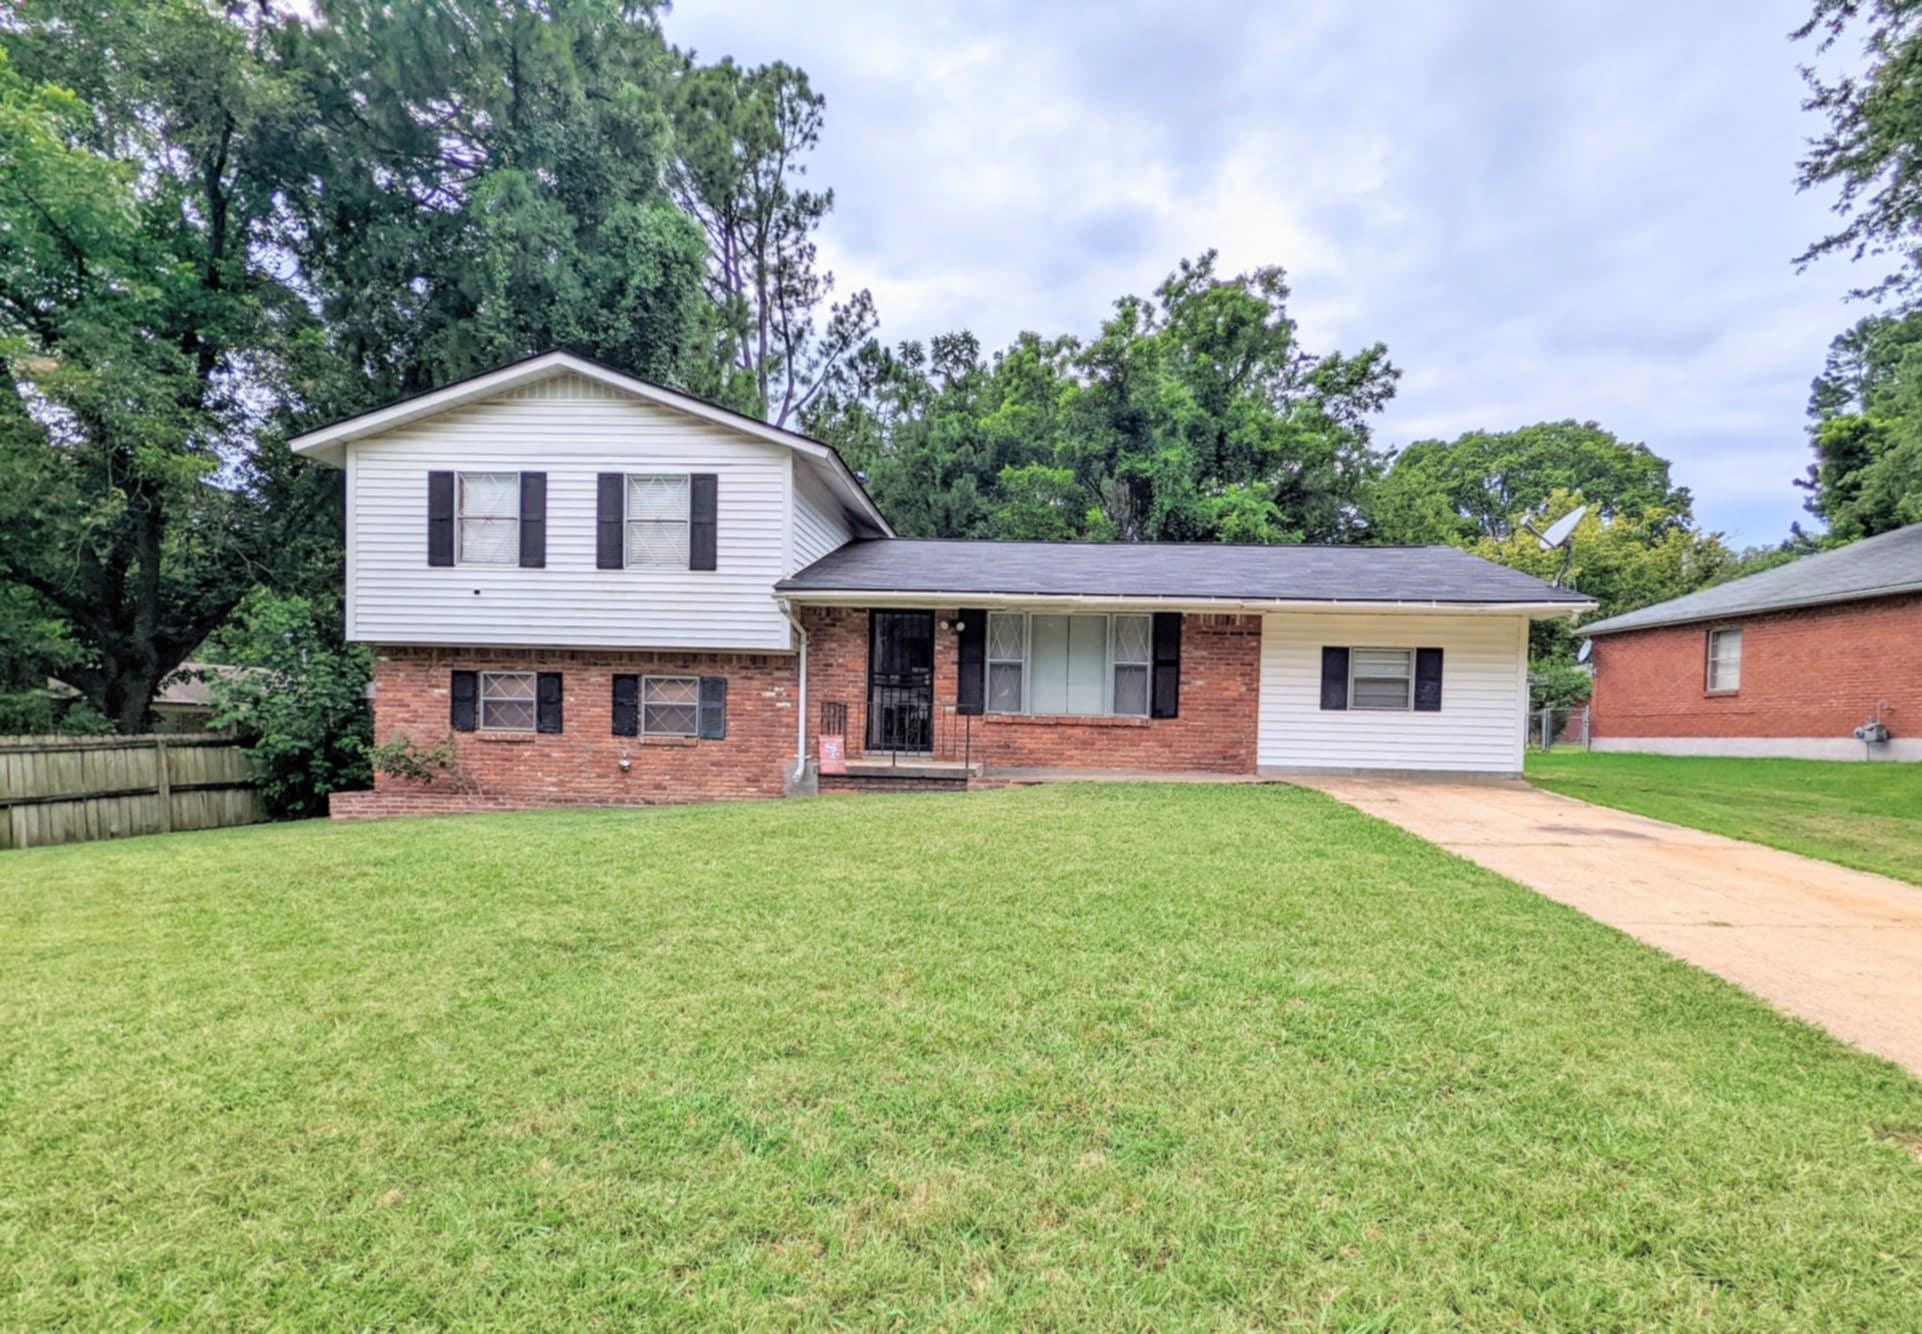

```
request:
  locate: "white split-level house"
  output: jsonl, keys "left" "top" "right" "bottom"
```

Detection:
{"left": 288, "top": 352, "right": 1594, "bottom": 814}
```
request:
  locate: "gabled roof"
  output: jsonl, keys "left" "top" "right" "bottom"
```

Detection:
{"left": 777, "top": 539, "right": 1595, "bottom": 614}
{"left": 1581, "top": 521, "right": 1922, "bottom": 636}
{"left": 287, "top": 350, "right": 892, "bottom": 536}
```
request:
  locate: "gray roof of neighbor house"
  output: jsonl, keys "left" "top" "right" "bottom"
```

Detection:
{"left": 1581, "top": 521, "right": 1922, "bottom": 636}
{"left": 776, "top": 539, "right": 1594, "bottom": 608}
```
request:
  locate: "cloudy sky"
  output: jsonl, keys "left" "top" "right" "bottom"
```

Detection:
{"left": 666, "top": 0, "right": 1865, "bottom": 546}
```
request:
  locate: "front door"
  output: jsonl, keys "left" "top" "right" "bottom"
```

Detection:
{"left": 867, "top": 611, "right": 935, "bottom": 751}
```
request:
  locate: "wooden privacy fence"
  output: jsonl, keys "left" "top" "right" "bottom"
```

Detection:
{"left": 0, "top": 734, "right": 262, "bottom": 851}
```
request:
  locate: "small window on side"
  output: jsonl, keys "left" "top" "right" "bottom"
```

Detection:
{"left": 1349, "top": 648, "right": 1414, "bottom": 711}
{"left": 1707, "top": 627, "right": 1742, "bottom": 693}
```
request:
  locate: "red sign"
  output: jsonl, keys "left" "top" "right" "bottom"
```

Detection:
{"left": 818, "top": 733, "right": 847, "bottom": 775}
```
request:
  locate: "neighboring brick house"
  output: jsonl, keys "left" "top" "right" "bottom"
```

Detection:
{"left": 294, "top": 352, "right": 1592, "bottom": 818}
{"left": 1581, "top": 522, "right": 1922, "bottom": 762}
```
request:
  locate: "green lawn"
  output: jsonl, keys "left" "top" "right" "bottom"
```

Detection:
{"left": 4, "top": 785, "right": 1922, "bottom": 1327}
{"left": 1528, "top": 750, "right": 1922, "bottom": 886}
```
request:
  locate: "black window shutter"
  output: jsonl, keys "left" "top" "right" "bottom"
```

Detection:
{"left": 955, "top": 610, "right": 987, "bottom": 715}
{"left": 1150, "top": 612, "right": 1182, "bottom": 719}
{"left": 536, "top": 672, "right": 564, "bottom": 733}
{"left": 689, "top": 473, "right": 718, "bottom": 571}
{"left": 1414, "top": 647, "right": 1444, "bottom": 712}
{"left": 611, "top": 674, "right": 639, "bottom": 736}
{"left": 428, "top": 471, "right": 455, "bottom": 567}
{"left": 1319, "top": 647, "right": 1350, "bottom": 711}
{"left": 698, "top": 675, "right": 727, "bottom": 739}
{"left": 519, "top": 472, "right": 546, "bottom": 568}
{"left": 596, "top": 473, "right": 624, "bottom": 569}
{"left": 450, "top": 670, "right": 478, "bottom": 731}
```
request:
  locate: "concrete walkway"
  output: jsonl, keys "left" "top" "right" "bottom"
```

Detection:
{"left": 1295, "top": 775, "right": 1922, "bottom": 1078}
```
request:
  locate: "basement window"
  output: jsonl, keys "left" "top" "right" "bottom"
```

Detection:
{"left": 479, "top": 671, "right": 536, "bottom": 732}
{"left": 1707, "top": 627, "right": 1742, "bottom": 693}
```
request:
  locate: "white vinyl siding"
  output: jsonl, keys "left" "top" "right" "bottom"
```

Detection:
{"left": 1258, "top": 612, "right": 1529, "bottom": 774}
{"left": 791, "top": 460, "right": 854, "bottom": 572}
{"left": 1707, "top": 627, "right": 1742, "bottom": 692}
{"left": 346, "top": 374, "right": 794, "bottom": 650}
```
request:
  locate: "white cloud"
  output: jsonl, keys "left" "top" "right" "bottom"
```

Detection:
{"left": 668, "top": 0, "right": 1865, "bottom": 545}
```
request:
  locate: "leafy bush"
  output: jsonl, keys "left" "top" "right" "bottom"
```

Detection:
{"left": 209, "top": 594, "right": 372, "bottom": 818}
{"left": 1529, "top": 658, "right": 1593, "bottom": 712}
{"left": 369, "top": 733, "right": 471, "bottom": 791}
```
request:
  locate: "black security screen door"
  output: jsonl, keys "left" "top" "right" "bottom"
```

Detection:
{"left": 867, "top": 611, "right": 935, "bottom": 751}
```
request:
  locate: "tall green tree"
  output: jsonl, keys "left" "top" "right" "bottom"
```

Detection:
{"left": 1797, "top": 0, "right": 1922, "bottom": 303}
{"left": 1370, "top": 422, "right": 1694, "bottom": 545}
{"left": 288, "top": 0, "right": 709, "bottom": 406}
{"left": 0, "top": 12, "right": 317, "bottom": 731}
{"left": 1798, "top": 313, "right": 1922, "bottom": 537}
{"left": 807, "top": 253, "right": 1399, "bottom": 545}
{"left": 669, "top": 57, "right": 876, "bottom": 424}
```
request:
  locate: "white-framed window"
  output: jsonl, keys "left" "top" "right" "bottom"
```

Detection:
{"left": 983, "top": 612, "right": 1153, "bottom": 717}
{"left": 479, "top": 670, "right": 536, "bottom": 731}
{"left": 626, "top": 474, "right": 690, "bottom": 568}
{"left": 457, "top": 472, "right": 519, "bottom": 565}
{"left": 642, "top": 675, "right": 699, "bottom": 735}
{"left": 1707, "top": 627, "right": 1742, "bottom": 692}
{"left": 1349, "top": 648, "right": 1414, "bottom": 711}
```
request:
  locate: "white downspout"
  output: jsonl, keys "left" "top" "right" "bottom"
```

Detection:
{"left": 778, "top": 598, "right": 809, "bottom": 785}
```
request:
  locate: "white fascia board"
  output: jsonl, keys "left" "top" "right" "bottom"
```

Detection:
{"left": 288, "top": 351, "right": 893, "bottom": 537}
{"left": 778, "top": 589, "right": 1594, "bottom": 618}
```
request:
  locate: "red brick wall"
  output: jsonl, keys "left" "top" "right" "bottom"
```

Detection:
{"left": 354, "top": 646, "right": 799, "bottom": 813}
{"left": 1590, "top": 593, "right": 1922, "bottom": 739}
{"left": 799, "top": 607, "right": 1260, "bottom": 774}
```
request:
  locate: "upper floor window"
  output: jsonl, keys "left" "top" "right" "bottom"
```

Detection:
{"left": 626, "top": 474, "right": 690, "bottom": 568}
{"left": 457, "top": 472, "right": 520, "bottom": 565}
{"left": 1707, "top": 627, "right": 1742, "bottom": 692}
{"left": 1349, "top": 648, "right": 1414, "bottom": 710}
{"left": 984, "top": 612, "right": 1152, "bottom": 717}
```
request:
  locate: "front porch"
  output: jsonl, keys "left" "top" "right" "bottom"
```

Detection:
{"left": 796, "top": 604, "right": 1264, "bottom": 792}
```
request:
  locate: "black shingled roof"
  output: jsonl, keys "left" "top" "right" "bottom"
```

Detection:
{"left": 776, "top": 539, "right": 1592, "bottom": 607}
{"left": 1581, "top": 520, "right": 1922, "bottom": 635}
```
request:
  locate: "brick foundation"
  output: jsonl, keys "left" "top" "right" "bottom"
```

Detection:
{"left": 1589, "top": 593, "right": 1922, "bottom": 752}
{"left": 332, "top": 612, "right": 1266, "bottom": 819}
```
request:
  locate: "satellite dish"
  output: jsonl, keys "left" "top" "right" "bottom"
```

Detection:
{"left": 1536, "top": 505, "right": 1588, "bottom": 551}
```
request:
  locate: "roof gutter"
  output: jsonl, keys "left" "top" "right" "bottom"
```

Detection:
{"left": 1579, "top": 578, "right": 1922, "bottom": 636}
{"left": 774, "top": 589, "right": 1593, "bottom": 618}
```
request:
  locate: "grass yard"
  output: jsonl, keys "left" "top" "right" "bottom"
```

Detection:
{"left": 5, "top": 784, "right": 1922, "bottom": 1327}
{"left": 1528, "top": 750, "right": 1922, "bottom": 886}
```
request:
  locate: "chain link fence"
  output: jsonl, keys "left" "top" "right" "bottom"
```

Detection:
{"left": 1529, "top": 704, "right": 1591, "bottom": 751}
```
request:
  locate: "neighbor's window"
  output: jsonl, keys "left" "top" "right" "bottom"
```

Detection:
{"left": 479, "top": 671, "right": 536, "bottom": 731}
{"left": 984, "top": 612, "right": 1153, "bottom": 717}
{"left": 626, "top": 474, "right": 690, "bottom": 568}
{"left": 457, "top": 472, "right": 520, "bottom": 565}
{"left": 642, "top": 675, "right": 699, "bottom": 735}
{"left": 1349, "top": 648, "right": 1414, "bottom": 711}
{"left": 1707, "top": 627, "right": 1742, "bottom": 692}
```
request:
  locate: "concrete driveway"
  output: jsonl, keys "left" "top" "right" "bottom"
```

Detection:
{"left": 1296, "top": 775, "right": 1922, "bottom": 1078}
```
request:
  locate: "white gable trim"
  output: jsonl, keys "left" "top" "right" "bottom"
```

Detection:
{"left": 289, "top": 351, "right": 892, "bottom": 536}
